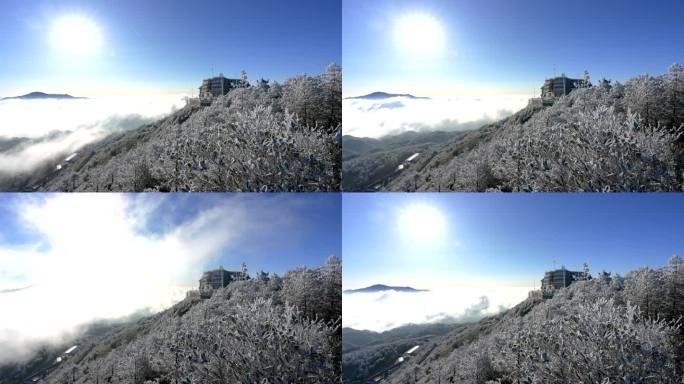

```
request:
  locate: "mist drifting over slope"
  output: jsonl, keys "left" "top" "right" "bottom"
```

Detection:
{"left": 343, "top": 95, "right": 528, "bottom": 138}
{"left": 0, "top": 95, "right": 185, "bottom": 175}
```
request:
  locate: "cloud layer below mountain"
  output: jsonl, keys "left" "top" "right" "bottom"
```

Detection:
{"left": 343, "top": 286, "right": 529, "bottom": 332}
{"left": 343, "top": 95, "right": 529, "bottom": 138}
{"left": 0, "top": 95, "right": 185, "bottom": 175}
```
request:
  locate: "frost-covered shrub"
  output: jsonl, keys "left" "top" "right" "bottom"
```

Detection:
{"left": 506, "top": 298, "right": 680, "bottom": 383}
{"left": 495, "top": 104, "right": 682, "bottom": 191}
{"left": 179, "top": 298, "right": 339, "bottom": 384}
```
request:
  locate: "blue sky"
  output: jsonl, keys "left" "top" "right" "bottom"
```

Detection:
{"left": 343, "top": 193, "right": 684, "bottom": 289}
{"left": 343, "top": 0, "right": 684, "bottom": 96}
{"left": 0, "top": 0, "right": 341, "bottom": 96}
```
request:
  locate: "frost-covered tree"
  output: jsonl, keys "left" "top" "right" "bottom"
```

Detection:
{"left": 663, "top": 63, "right": 684, "bottom": 130}
{"left": 624, "top": 267, "right": 664, "bottom": 319}
{"left": 239, "top": 69, "right": 248, "bottom": 88}
{"left": 322, "top": 63, "right": 342, "bottom": 129}
{"left": 625, "top": 74, "right": 664, "bottom": 127}
{"left": 665, "top": 254, "right": 684, "bottom": 319}
{"left": 282, "top": 74, "right": 322, "bottom": 129}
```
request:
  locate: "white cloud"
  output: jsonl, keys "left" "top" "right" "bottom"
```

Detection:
{"left": 343, "top": 95, "right": 529, "bottom": 138}
{"left": 0, "top": 95, "right": 185, "bottom": 175}
{"left": 342, "top": 287, "right": 529, "bottom": 332}
{"left": 0, "top": 194, "right": 239, "bottom": 363}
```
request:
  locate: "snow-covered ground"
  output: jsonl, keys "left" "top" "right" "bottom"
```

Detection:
{"left": 64, "top": 345, "right": 77, "bottom": 354}
{"left": 405, "top": 153, "right": 420, "bottom": 162}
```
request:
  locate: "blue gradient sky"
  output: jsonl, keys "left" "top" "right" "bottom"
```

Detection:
{"left": 0, "top": 0, "right": 341, "bottom": 96}
{"left": 343, "top": 0, "right": 684, "bottom": 96}
{"left": 343, "top": 193, "right": 684, "bottom": 289}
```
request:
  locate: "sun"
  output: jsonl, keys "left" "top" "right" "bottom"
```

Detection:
{"left": 393, "top": 13, "right": 445, "bottom": 57}
{"left": 50, "top": 15, "right": 103, "bottom": 57}
{"left": 398, "top": 203, "right": 447, "bottom": 242}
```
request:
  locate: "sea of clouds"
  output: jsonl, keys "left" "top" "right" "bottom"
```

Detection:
{"left": 343, "top": 286, "right": 530, "bottom": 332}
{"left": 0, "top": 95, "right": 185, "bottom": 175}
{"left": 0, "top": 194, "right": 269, "bottom": 364}
{"left": 343, "top": 95, "right": 529, "bottom": 138}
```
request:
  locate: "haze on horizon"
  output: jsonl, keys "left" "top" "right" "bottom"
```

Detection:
{"left": 0, "top": 0, "right": 341, "bottom": 97}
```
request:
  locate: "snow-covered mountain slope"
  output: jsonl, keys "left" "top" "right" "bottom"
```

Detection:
{"left": 32, "top": 257, "right": 342, "bottom": 384}
{"left": 342, "top": 130, "right": 464, "bottom": 191}
{"left": 8, "top": 65, "right": 342, "bottom": 192}
{"left": 381, "top": 255, "right": 684, "bottom": 384}
{"left": 355, "top": 64, "right": 684, "bottom": 192}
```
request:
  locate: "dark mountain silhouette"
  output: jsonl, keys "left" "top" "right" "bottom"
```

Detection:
{"left": 0, "top": 285, "right": 33, "bottom": 294}
{"left": 1, "top": 92, "right": 86, "bottom": 100}
{"left": 344, "top": 284, "right": 429, "bottom": 294}
{"left": 345, "top": 91, "right": 430, "bottom": 100}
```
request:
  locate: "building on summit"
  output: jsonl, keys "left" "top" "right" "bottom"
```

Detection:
{"left": 541, "top": 263, "right": 591, "bottom": 291}
{"left": 199, "top": 74, "right": 243, "bottom": 103}
{"left": 199, "top": 263, "right": 249, "bottom": 297}
{"left": 529, "top": 70, "right": 592, "bottom": 107}
{"left": 184, "top": 71, "right": 251, "bottom": 106}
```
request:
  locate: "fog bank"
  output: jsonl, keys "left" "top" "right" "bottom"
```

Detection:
{"left": 343, "top": 95, "right": 529, "bottom": 138}
{"left": 0, "top": 95, "right": 185, "bottom": 175}
{"left": 343, "top": 286, "right": 529, "bottom": 332}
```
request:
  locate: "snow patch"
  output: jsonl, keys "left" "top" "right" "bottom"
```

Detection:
{"left": 406, "top": 345, "right": 420, "bottom": 354}
{"left": 64, "top": 345, "right": 77, "bottom": 354}
{"left": 406, "top": 153, "right": 419, "bottom": 162}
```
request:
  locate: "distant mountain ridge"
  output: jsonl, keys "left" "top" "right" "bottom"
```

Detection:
{"left": 344, "top": 284, "right": 429, "bottom": 294}
{"left": 1, "top": 91, "right": 86, "bottom": 100}
{"left": 0, "top": 285, "right": 32, "bottom": 294}
{"left": 345, "top": 91, "right": 430, "bottom": 100}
